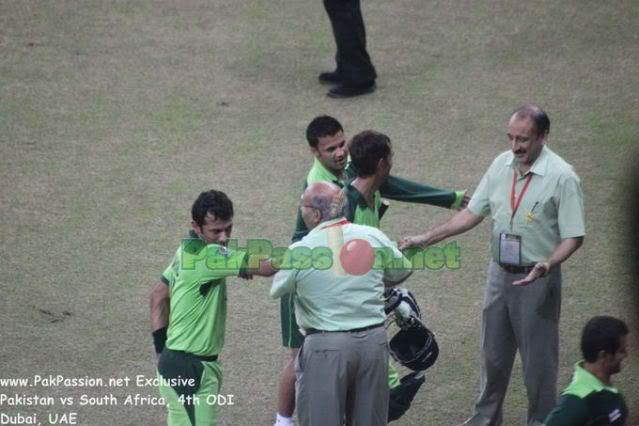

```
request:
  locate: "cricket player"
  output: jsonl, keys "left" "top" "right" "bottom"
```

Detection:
{"left": 150, "top": 190, "right": 274, "bottom": 426}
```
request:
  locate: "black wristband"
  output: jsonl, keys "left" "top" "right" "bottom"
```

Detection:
{"left": 152, "top": 327, "right": 168, "bottom": 354}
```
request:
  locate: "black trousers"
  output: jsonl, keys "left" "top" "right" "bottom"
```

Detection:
{"left": 323, "top": 0, "right": 377, "bottom": 85}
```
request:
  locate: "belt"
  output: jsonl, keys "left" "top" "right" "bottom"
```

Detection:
{"left": 195, "top": 354, "right": 218, "bottom": 362}
{"left": 305, "top": 322, "right": 384, "bottom": 336}
{"left": 498, "top": 263, "right": 535, "bottom": 274}
{"left": 166, "top": 349, "right": 218, "bottom": 362}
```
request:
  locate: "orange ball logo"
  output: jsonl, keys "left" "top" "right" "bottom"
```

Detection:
{"left": 339, "top": 239, "right": 375, "bottom": 276}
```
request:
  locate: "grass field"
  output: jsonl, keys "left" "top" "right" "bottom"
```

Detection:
{"left": 1, "top": 0, "right": 638, "bottom": 425}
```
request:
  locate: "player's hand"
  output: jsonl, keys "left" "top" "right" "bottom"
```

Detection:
{"left": 399, "top": 235, "right": 426, "bottom": 250}
{"left": 512, "top": 262, "right": 549, "bottom": 286}
{"left": 459, "top": 190, "right": 471, "bottom": 210}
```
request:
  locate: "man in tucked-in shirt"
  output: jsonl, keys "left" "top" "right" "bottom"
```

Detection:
{"left": 272, "top": 182, "right": 412, "bottom": 426}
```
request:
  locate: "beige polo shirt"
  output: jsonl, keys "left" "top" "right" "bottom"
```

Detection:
{"left": 468, "top": 146, "right": 585, "bottom": 265}
{"left": 271, "top": 218, "right": 412, "bottom": 332}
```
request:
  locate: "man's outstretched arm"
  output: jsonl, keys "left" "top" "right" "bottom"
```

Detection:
{"left": 240, "top": 258, "right": 279, "bottom": 279}
{"left": 400, "top": 208, "right": 484, "bottom": 249}
{"left": 379, "top": 174, "right": 469, "bottom": 209}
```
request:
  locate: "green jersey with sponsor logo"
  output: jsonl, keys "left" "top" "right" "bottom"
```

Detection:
{"left": 161, "top": 231, "right": 246, "bottom": 357}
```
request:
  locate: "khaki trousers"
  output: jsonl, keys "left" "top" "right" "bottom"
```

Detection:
{"left": 464, "top": 260, "right": 561, "bottom": 426}
{"left": 296, "top": 326, "right": 389, "bottom": 426}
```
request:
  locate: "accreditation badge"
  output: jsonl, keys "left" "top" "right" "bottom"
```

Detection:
{"left": 499, "top": 233, "right": 522, "bottom": 265}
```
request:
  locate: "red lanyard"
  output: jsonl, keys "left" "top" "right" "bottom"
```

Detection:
{"left": 510, "top": 171, "right": 533, "bottom": 222}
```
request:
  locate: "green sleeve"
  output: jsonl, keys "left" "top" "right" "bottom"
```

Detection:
{"left": 199, "top": 247, "right": 247, "bottom": 281}
{"left": 180, "top": 241, "right": 247, "bottom": 282}
{"left": 378, "top": 174, "right": 458, "bottom": 208}
{"left": 543, "top": 394, "right": 589, "bottom": 426}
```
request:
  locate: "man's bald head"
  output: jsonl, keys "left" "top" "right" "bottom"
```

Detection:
{"left": 301, "top": 182, "right": 346, "bottom": 229}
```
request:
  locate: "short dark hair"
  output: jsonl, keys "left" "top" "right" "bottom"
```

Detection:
{"left": 581, "top": 316, "right": 629, "bottom": 362}
{"left": 191, "top": 190, "right": 234, "bottom": 227}
{"left": 349, "top": 130, "right": 392, "bottom": 177}
{"left": 306, "top": 115, "right": 343, "bottom": 148}
{"left": 512, "top": 104, "right": 550, "bottom": 138}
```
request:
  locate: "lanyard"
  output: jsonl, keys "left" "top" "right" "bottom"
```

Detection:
{"left": 510, "top": 171, "right": 533, "bottom": 226}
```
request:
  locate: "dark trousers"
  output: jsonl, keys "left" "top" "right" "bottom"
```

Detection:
{"left": 323, "top": 0, "right": 377, "bottom": 85}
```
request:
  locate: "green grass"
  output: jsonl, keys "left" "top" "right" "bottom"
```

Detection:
{"left": 1, "top": 0, "right": 638, "bottom": 424}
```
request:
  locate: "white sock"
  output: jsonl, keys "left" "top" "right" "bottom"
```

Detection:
{"left": 274, "top": 413, "right": 294, "bottom": 426}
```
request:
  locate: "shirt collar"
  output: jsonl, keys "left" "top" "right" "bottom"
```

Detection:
{"left": 574, "top": 361, "right": 619, "bottom": 394}
{"left": 505, "top": 145, "right": 549, "bottom": 177}
{"left": 311, "top": 158, "right": 342, "bottom": 185}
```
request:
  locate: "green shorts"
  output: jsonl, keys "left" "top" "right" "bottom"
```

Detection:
{"left": 280, "top": 293, "right": 304, "bottom": 348}
{"left": 158, "top": 348, "right": 223, "bottom": 426}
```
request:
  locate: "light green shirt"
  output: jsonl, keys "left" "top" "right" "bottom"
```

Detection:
{"left": 468, "top": 146, "right": 585, "bottom": 265}
{"left": 271, "top": 218, "right": 412, "bottom": 331}
{"left": 161, "top": 235, "right": 246, "bottom": 357}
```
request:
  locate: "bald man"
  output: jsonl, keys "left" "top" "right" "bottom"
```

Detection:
{"left": 271, "top": 182, "right": 413, "bottom": 426}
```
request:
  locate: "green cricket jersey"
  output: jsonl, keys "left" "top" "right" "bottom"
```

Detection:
{"left": 544, "top": 362, "right": 627, "bottom": 426}
{"left": 344, "top": 182, "right": 382, "bottom": 228}
{"left": 161, "top": 231, "right": 247, "bottom": 357}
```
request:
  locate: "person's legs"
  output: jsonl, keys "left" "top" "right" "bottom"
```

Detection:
{"left": 464, "top": 261, "right": 517, "bottom": 426}
{"left": 275, "top": 295, "right": 304, "bottom": 424}
{"left": 193, "top": 361, "right": 222, "bottom": 426}
{"left": 346, "top": 327, "right": 389, "bottom": 426}
{"left": 510, "top": 268, "right": 562, "bottom": 426}
{"left": 275, "top": 348, "right": 299, "bottom": 424}
{"left": 296, "top": 334, "right": 348, "bottom": 426}
{"left": 322, "top": 0, "right": 376, "bottom": 86}
{"left": 158, "top": 350, "right": 222, "bottom": 426}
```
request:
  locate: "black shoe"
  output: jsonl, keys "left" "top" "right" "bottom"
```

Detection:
{"left": 327, "top": 81, "right": 376, "bottom": 98}
{"left": 318, "top": 71, "right": 342, "bottom": 84}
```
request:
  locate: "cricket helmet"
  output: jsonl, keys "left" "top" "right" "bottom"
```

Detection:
{"left": 384, "top": 288, "right": 439, "bottom": 371}
{"left": 389, "top": 324, "right": 439, "bottom": 371}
